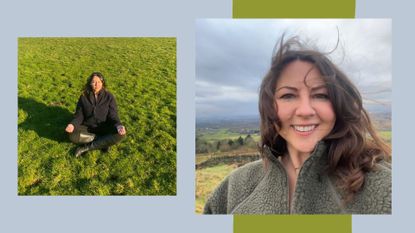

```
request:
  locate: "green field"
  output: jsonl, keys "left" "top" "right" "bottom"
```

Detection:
{"left": 197, "top": 128, "right": 243, "bottom": 142}
{"left": 195, "top": 164, "right": 236, "bottom": 214}
{"left": 18, "top": 38, "right": 176, "bottom": 195}
{"left": 197, "top": 128, "right": 260, "bottom": 143}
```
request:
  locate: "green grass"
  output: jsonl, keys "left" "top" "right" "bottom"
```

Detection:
{"left": 197, "top": 128, "right": 260, "bottom": 143}
{"left": 197, "top": 128, "right": 242, "bottom": 142}
{"left": 18, "top": 37, "right": 176, "bottom": 195}
{"left": 195, "top": 164, "right": 236, "bottom": 214}
{"left": 196, "top": 155, "right": 212, "bottom": 165}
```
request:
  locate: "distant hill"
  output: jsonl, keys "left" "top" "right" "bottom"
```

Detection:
{"left": 196, "top": 115, "right": 259, "bottom": 129}
{"left": 196, "top": 109, "right": 391, "bottom": 131}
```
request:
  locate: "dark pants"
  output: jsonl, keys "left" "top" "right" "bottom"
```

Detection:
{"left": 69, "top": 125, "right": 125, "bottom": 148}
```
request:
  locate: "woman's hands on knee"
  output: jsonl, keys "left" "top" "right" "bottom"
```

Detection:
{"left": 117, "top": 125, "right": 126, "bottom": 136}
{"left": 65, "top": 124, "right": 75, "bottom": 133}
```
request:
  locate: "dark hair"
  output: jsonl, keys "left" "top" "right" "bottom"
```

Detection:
{"left": 82, "top": 72, "right": 106, "bottom": 95}
{"left": 259, "top": 35, "right": 390, "bottom": 203}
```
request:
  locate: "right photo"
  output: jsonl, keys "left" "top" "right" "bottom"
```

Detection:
{"left": 195, "top": 19, "right": 391, "bottom": 214}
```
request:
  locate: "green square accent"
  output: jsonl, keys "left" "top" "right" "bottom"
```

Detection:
{"left": 234, "top": 215, "right": 352, "bottom": 233}
{"left": 233, "top": 0, "right": 355, "bottom": 18}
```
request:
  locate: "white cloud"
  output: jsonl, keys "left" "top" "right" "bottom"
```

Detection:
{"left": 196, "top": 80, "right": 258, "bottom": 103}
{"left": 196, "top": 19, "right": 391, "bottom": 119}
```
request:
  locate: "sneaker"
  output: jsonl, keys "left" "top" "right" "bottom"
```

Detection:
{"left": 75, "top": 146, "right": 89, "bottom": 157}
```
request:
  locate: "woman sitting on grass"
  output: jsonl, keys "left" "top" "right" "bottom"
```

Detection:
{"left": 203, "top": 36, "right": 391, "bottom": 214}
{"left": 65, "top": 72, "right": 126, "bottom": 157}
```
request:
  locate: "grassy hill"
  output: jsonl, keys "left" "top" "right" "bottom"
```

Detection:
{"left": 196, "top": 164, "right": 237, "bottom": 213}
{"left": 18, "top": 37, "right": 176, "bottom": 195}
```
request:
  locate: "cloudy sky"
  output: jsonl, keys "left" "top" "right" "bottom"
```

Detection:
{"left": 195, "top": 19, "right": 391, "bottom": 120}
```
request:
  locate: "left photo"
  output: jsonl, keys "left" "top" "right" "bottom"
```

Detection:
{"left": 18, "top": 37, "right": 176, "bottom": 195}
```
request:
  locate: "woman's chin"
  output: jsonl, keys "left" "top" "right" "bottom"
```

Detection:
{"left": 288, "top": 141, "right": 318, "bottom": 155}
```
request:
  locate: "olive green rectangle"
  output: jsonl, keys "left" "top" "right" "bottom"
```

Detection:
{"left": 232, "top": 1, "right": 354, "bottom": 233}
{"left": 234, "top": 215, "right": 352, "bottom": 233}
{"left": 233, "top": 0, "right": 355, "bottom": 18}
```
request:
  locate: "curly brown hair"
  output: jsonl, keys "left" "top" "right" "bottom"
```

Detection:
{"left": 259, "top": 35, "right": 390, "bottom": 203}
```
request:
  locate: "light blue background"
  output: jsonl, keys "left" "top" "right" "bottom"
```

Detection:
{"left": 1, "top": 0, "right": 414, "bottom": 232}
{"left": 355, "top": 0, "right": 415, "bottom": 231}
{"left": 0, "top": 0, "right": 232, "bottom": 232}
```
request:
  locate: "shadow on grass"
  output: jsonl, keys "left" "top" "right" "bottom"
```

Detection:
{"left": 18, "top": 97, "right": 73, "bottom": 143}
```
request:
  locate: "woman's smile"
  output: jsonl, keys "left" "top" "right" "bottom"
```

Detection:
{"left": 291, "top": 124, "right": 318, "bottom": 135}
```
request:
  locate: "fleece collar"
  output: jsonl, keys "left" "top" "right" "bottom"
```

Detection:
{"left": 231, "top": 141, "right": 339, "bottom": 214}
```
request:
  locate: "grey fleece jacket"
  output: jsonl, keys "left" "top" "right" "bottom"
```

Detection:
{"left": 203, "top": 142, "right": 391, "bottom": 214}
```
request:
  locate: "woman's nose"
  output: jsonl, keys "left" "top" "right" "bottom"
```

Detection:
{"left": 295, "top": 97, "right": 316, "bottom": 117}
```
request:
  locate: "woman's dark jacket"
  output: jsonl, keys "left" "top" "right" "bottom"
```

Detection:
{"left": 70, "top": 90, "right": 122, "bottom": 131}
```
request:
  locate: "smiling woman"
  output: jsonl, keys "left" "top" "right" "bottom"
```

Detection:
{"left": 203, "top": 36, "right": 391, "bottom": 215}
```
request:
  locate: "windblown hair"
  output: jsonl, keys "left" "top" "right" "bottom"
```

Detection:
{"left": 259, "top": 36, "right": 390, "bottom": 203}
{"left": 82, "top": 72, "right": 107, "bottom": 95}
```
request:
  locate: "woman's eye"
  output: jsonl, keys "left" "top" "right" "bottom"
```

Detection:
{"left": 279, "top": 94, "right": 296, "bottom": 99}
{"left": 313, "top": 93, "right": 329, "bottom": 99}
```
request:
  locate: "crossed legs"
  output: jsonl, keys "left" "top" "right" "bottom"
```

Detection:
{"left": 69, "top": 125, "right": 126, "bottom": 157}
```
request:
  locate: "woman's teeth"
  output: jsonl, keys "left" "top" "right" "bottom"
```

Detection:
{"left": 293, "top": 125, "right": 316, "bottom": 132}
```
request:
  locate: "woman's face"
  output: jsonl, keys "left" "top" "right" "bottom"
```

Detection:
{"left": 90, "top": 76, "right": 103, "bottom": 94}
{"left": 274, "top": 60, "right": 336, "bottom": 155}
